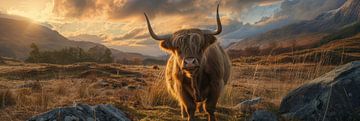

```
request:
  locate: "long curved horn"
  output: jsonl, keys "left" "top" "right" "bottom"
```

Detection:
{"left": 144, "top": 13, "right": 171, "bottom": 41}
{"left": 203, "top": 4, "right": 222, "bottom": 35}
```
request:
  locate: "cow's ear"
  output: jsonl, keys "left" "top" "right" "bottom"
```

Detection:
{"left": 160, "top": 40, "right": 174, "bottom": 53}
{"left": 205, "top": 34, "right": 217, "bottom": 47}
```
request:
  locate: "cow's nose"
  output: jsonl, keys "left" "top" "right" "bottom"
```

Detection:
{"left": 184, "top": 57, "right": 199, "bottom": 68}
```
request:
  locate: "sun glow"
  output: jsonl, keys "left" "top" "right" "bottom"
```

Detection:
{"left": 3, "top": 1, "right": 53, "bottom": 22}
{"left": 7, "top": 10, "right": 45, "bottom": 22}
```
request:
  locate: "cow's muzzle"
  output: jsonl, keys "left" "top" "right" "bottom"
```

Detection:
{"left": 183, "top": 57, "right": 200, "bottom": 71}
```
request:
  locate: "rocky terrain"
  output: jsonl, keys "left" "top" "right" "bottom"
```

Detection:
{"left": 28, "top": 104, "right": 131, "bottom": 121}
{"left": 280, "top": 61, "right": 360, "bottom": 121}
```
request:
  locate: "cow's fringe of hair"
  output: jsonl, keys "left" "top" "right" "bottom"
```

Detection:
{"left": 171, "top": 29, "right": 207, "bottom": 55}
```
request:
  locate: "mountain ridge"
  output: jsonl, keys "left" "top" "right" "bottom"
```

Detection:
{"left": 227, "top": 0, "right": 360, "bottom": 58}
{"left": 0, "top": 17, "right": 154, "bottom": 62}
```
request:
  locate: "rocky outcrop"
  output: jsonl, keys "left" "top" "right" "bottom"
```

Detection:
{"left": 316, "top": 0, "right": 360, "bottom": 30}
{"left": 27, "top": 103, "right": 131, "bottom": 121}
{"left": 333, "top": 0, "right": 360, "bottom": 23}
{"left": 249, "top": 110, "right": 278, "bottom": 121}
{"left": 279, "top": 61, "right": 360, "bottom": 121}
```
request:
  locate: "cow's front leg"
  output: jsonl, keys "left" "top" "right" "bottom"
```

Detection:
{"left": 185, "top": 103, "right": 195, "bottom": 121}
{"left": 204, "top": 100, "right": 216, "bottom": 121}
{"left": 196, "top": 102, "right": 204, "bottom": 113}
{"left": 204, "top": 80, "right": 223, "bottom": 121}
{"left": 181, "top": 95, "right": 195, "bottom": 121}
{"left": 180, "top": 103, "right": 187, "bottom": 119}
{"left": 179, "top": 88, "right": 196, "bottom": 121}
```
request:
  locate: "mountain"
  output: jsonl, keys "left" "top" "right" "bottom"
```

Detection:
{"left": 111, "top": 48, "right": 149, "bottom": 61}
{"left": 220, "top": 19, "right": 293, "bottom": 47}
{"left": 0, "top": 16, "right": 152, "bottom": 62}
{"left": 227, "top": 0, "right": 360, "bottom": 58}
{"left": 67, "top": 34, "right": 104, "bottom": 44}
{"left": 0, "top": 17, "right": 97, "bottom": 60}
{"left": 233, "top": 32, "right": 360, "bottom": 65}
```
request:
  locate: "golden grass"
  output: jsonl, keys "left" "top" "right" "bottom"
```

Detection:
{"left": 0, "top": 32, "right": 357, "bottom": 121}
{"left": 0, "top": 53, "right": 350, "bottom": 121}
{"left": 132, "top": 60, "right": 337, "bottom": 120}
{"left": 137, "top": 69, "right": 178, "bottom": 108}
{"left": 138, "top": 81, "right": 178, "bottom": 108}
{"left": 0, "top": 89, "right": 16, "bottom": 108}
{"left": 54, "top": 82, "right": 67, "bottom": 96}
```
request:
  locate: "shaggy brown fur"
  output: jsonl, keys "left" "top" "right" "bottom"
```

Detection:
{"left": 161, "top": 29, "right": 231, "bottom": 121}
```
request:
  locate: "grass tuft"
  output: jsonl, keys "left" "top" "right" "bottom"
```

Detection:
{"left": 0, "top": 89, "right": 16, "bottom": 108}
{"left": 138, "top": 79, "right": 177, "bottom": 108}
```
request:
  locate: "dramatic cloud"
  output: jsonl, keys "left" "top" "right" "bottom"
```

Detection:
{"left": 53, "top": 0, "right": 100, "bottom": 19}
{"left": 68, "top": 34, "right": 106, "bottom": 43}
{"left": 106, "top": 0, "right": 195, "bottom": 20}
{"left": 40, "top": 22, "right": 54, "bottom": 29}
{"left": 53, "top": 0, "right": 202, "bottom": 20}
{"left": 52, "top": 0, "right": 282, "bottom": 21}
{"left": 220, "top": 0, "right": 346, "bottom": 46}
{"left": 49, "top": 0, "right": 347, "bottom": 56}
{"left": 134, "top": 39, "right": 158, "bottom": 45}
{"left": 275, "top": 0, "right": 346, "bottom": 21}
{"left": 254, "top": 15, "right": 287, "bottom": 25}
{"left": 258, "top": 0, "right": 282, "bottom": 6}
{"left": 113, "top": 28, "right": 145, "bottom": 41}
{"left": 51, "top": 0, "right": 284, "bottom": 47}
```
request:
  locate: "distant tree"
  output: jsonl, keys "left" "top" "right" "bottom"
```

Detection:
{"left": 132, "top": 58, "right": 142, "bottom": 65}
{"left": 88, "top": 46, "right": 113, "bottom": 63}
{"left": 120, "top": 58, "right": 130, "bottom": 65}
{"left": 101, "top": 48, "right": 113, "bottom": 63}
{"left": 25, "top": 43, "right": 40, "bottom": 63}
{"left": 26, "top": 45, "right": 113, "bottom": 64}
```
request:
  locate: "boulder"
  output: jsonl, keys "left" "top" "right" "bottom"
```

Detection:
{"left": 152, "top": 65, "right": 160, "bottom": 70}
{"left": 249, "top": 110, "right": 278, "bottom": 121}
{"left": 234, "top": 97, "right": 262, "bottom": 112}
{"left": 27, "top": 103, "right": 131, "bottom": 121}
{"left": 279, "top": 61, "right": 360, "bottom": 121}
{"left": 236, "top": 97, "right": 262, "bottom": 107}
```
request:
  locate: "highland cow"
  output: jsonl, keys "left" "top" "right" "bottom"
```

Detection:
{"left": 144, "top": 4, "right": 231, "bottom": 121}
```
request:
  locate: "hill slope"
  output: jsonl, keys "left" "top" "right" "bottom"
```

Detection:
{"left": 227, "top": 0, "right": 360, "bottom": 58}
{"left": 232, "top": 33, "right": 360, "bottom": 65}
{"left": 0, "top": 17, "right": 150, "bottom": 61}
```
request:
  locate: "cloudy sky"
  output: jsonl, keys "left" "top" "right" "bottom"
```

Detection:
{"left": 0, "top": 0, "right": 345, "bottom": 56}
